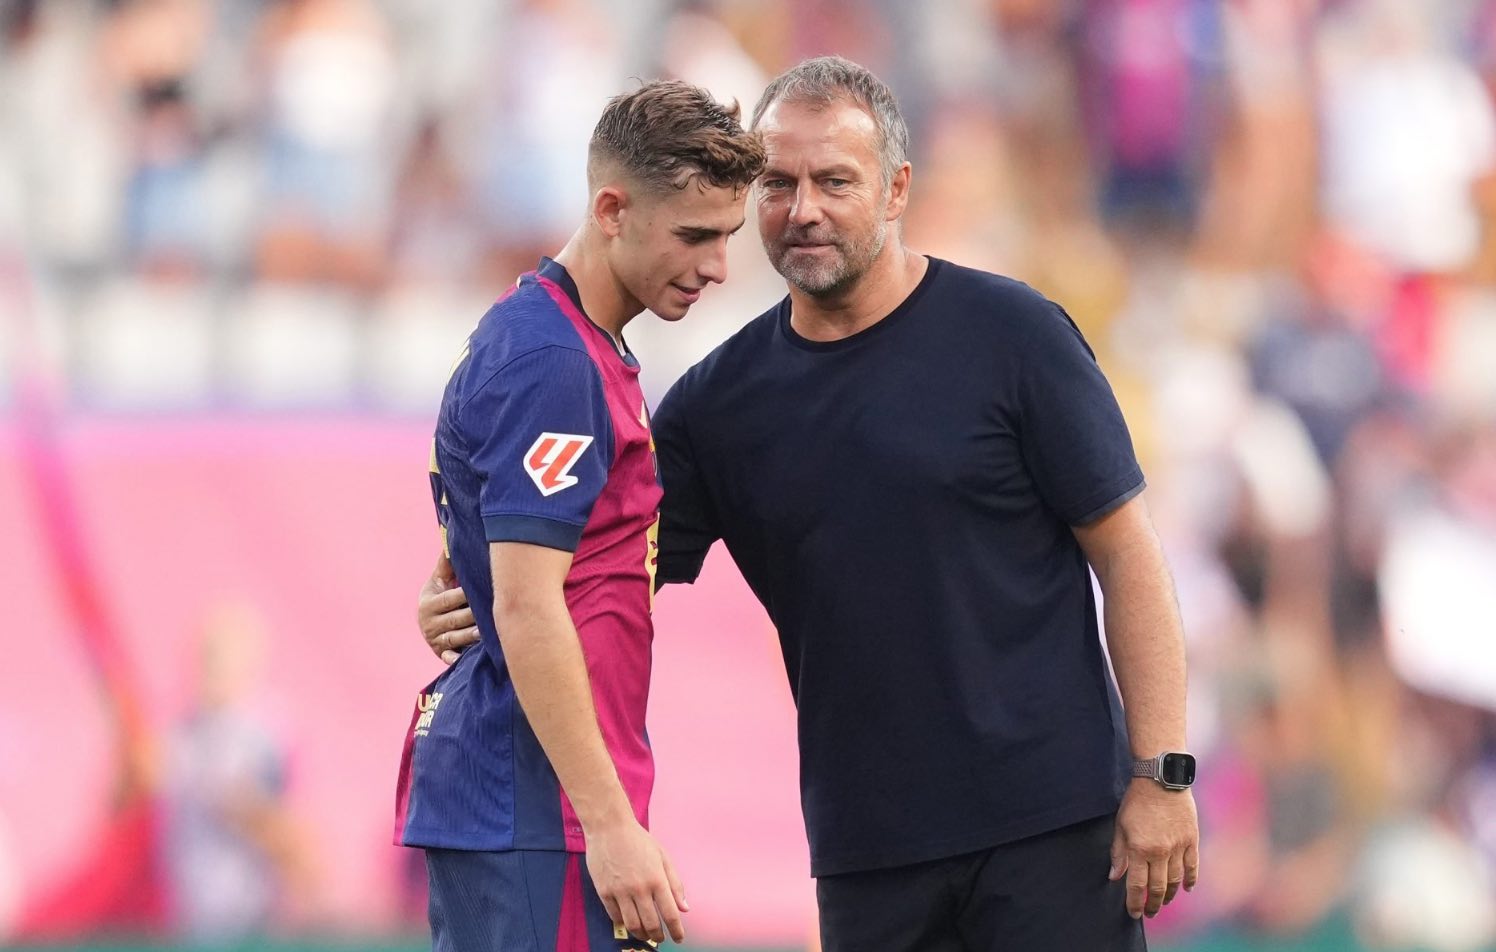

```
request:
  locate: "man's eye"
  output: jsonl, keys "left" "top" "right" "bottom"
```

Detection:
{"left": 826, "top": 178, "right": 850, "bottom": 188}
{"left": 762, "top": 178, "right": 790, "bottom": 190}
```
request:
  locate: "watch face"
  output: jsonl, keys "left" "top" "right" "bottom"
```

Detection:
{"left": 1160, "top": 752, "right": 1196, "bottom": 787}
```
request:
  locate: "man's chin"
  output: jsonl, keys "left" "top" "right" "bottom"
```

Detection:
{"left": 779, "top": 261, "right": 848, "bottom": 297}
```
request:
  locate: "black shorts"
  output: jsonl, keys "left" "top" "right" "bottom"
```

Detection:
{"left": 816, "top": 814, "right": 1147, "bottom": 952}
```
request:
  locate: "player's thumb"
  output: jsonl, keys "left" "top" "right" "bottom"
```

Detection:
{"left": 663, "top": 852, "right": 689, "bottom": 912}
{"left": 433, "top": 551, "right": 457, "bottom": 584}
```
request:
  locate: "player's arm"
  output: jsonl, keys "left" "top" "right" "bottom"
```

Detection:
{"left": 489, "top": 540, "right": 687, "bottom": 944}
{"left": 1073, "top": 495, "right": 1199, "bottom": 920}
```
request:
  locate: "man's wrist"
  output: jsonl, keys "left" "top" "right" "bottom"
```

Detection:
{"left": 1131, "top": 750, "right": 1196, "bottom": 789}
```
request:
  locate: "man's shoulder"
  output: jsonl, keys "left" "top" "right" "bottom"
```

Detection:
{"left": 927, "top": 258, "right": 1063, "bottom": 332}
{"left": 671, "top": 300, "right": 784, "bottom": 398}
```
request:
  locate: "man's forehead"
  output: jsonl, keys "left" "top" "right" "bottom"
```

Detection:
{"left": 759, "top": 99, "right": 879, "bottom": 162}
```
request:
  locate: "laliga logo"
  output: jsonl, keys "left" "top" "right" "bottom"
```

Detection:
{"left": 525, "top": 432, "right": 594, "bottom": 496}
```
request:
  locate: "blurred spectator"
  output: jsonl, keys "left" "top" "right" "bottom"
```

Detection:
{"left": 465, "top": 0, "right": 623, "bottom": 284}
{"left": 161, "top": 602, "right": 315, "bottom": 941}
{"left": 1249, "top": 231, "right": 1393, "bottom": 466}
{"left": 387, "top": 116, "right": 481, "bottom": 288}
{"left": 252, "top": 0, "right": 396, "bottom": 288}
{"left": 1078, "top": 0, "right": 1220, "bottom": 235}
{"left": 1319, "top": 0, "right": 1496, "bottom": 277}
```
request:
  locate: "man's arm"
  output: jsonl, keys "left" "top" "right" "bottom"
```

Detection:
{"left": 490, "top": 540, "right": 687, "bottom": 944}
{"left": 1073, "top": 494, "right": 1200, "bottom": 920}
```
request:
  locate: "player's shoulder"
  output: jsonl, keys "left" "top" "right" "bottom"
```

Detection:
{"left": 452, "top": 279, "right": 599, "bottom": 401}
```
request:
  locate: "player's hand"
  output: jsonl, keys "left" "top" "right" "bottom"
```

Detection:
{"left": 585, "top": 818, "right": 689, "bottom": 944}
{"left": 1109, "top": 781, "right": 1199, "bottom": 919}
{"left": 418, "top": 552, "right": 478, "bottom": 664}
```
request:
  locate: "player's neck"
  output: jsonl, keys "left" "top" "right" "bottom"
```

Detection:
{"left": 553, "top": 236, "right": 638, "bottom": 350}
{"left": 787, "top": 244, "right": 928, "bottom": 343}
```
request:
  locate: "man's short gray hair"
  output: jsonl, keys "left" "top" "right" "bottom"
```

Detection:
{"left": 750, "top": 55, "right": 910, "bottom": 187}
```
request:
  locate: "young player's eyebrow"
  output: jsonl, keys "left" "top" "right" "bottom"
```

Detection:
{"left": 674, "top": 222, "right": 745, "bottom": 240}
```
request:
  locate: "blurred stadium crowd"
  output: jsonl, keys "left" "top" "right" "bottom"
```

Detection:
{"left": 2, "top": 0, "right": 1496, "bottom": 950}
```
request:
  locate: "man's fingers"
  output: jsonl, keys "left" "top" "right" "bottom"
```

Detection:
{"left": 445, "top": 606, "right": 476, "bottom": 632}
{"left": 443, "top": 626, "right": 479, "bottom": 649}
{"left": 1183, "top": 842, "right": 1200, "bottom": 892}
{"left": 1145, "top": 854, "right": 1168, "bottom": 917}
{"left": 440, "top": 649, "right": 461, "bottom": 665}
{"left": 654, "top": 881, "right": 686, "bottom": 943}
{"left": 429, "top": 585, "right": 469, "bottom": 614}
{"left": 1125, "top": 861, "right": 1148, "bottom": 919}
{"left": 1164, "top": 850, "right": 1184, "bottom": 906}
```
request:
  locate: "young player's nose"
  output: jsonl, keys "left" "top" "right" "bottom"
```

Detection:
{"left": 698, "top": 242, "right": 729, "bottom": 285}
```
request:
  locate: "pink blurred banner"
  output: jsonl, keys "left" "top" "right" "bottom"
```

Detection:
{"left": 0, "top": 417, "right": 814, "bottom": 946}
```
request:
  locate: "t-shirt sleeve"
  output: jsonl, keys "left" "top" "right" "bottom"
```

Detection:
{"left": 653, "top": 374, "right": 720, "bottom": 585}
{"left": 1017, "top": 303, "right": 1145, "bottom": 525}
{"left": 458, "top": 345, "right": 614, "bottom": 552}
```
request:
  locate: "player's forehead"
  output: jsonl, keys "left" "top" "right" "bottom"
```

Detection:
{"left": 652, "top": 178, "right": 748, "bottom": 230}
{"left": 758, "top": 98, "right": 880, "bottom": 174}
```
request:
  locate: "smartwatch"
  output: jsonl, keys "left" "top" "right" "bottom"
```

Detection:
{"left": 1132, "top": 751, "right": 1196, "bottom": 790}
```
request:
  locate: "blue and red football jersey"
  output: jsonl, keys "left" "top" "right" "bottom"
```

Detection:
{"left": 395, "top": 258, "right": 662, "bottom": 852}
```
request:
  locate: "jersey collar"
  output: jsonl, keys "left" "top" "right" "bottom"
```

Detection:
{"left": 537, "top": 257, "right": 638, "bottom": 367}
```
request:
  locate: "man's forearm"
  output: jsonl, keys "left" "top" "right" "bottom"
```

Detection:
{"left": 496, "top": 595, "right": 633, "bottom": 830}
{"left": 1096, "top": 538, "right": 1189, "bottom": 757}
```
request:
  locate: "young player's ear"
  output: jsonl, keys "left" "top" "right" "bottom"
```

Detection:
{"left": 593, "top": 186, "right": 626, "bottom": 238}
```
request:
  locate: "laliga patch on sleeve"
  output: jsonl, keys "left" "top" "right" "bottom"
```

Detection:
{"left": 524, "top": 432, "right": 594, "bottom": 496}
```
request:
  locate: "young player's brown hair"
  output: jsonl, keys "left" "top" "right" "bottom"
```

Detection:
{"left": 589, "top": 80, "right": 766, "bottom": 194}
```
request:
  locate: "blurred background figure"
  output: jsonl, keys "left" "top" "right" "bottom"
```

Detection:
{"left": 2, "top": 1, "right": 1495, "bottom": 951}
{"left": 161, "top": 601, "right": 316, "bottom": 942}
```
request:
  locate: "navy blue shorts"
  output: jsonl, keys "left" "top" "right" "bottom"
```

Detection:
{"left": 816, "top": 814, "right": 1147, "bottom": 952}
{"left": 425, "top": 848, "right": 656, "bottom": 952}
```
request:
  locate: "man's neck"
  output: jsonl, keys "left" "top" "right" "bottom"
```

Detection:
{"left": 788, "top": 244, "right": 928, "bottom": 343}
{"left": 553, "top": 231, "right": 638, "bottom": 346}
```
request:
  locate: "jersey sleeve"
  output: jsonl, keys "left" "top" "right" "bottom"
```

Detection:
{"left": 653, "top": 374, "right": 721, "bottom": 585}
{"left": 1017, "top": 304, "right": 1145, "bottom": 525}
{"left": 458, "top": 345, "right": 615, "bottom": 552}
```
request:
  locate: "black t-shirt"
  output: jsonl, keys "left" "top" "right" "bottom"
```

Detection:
{"left": 653, "top": 257, "right": 1143, "bottom": 877}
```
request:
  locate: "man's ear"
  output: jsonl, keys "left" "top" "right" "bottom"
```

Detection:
{"left": 885, "top": 162, "right": 913, "bottom": 223}
{"left": 593, "top": 185, "right": 627, "bottom": 238}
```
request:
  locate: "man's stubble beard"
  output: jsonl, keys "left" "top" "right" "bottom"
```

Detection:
{"left": 772, "top": 215, "right": 889, "bottom": 298}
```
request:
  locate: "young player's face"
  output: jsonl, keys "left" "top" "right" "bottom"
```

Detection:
{"left": 615, "top": 181, "right": 747, "bottom": 321}
{"left": 755, "top": 99, "right": 892, "bottom": 297}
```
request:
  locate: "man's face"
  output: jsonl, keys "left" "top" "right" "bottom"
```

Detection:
{"left": 612, "top": 180, "right": 747, "bottom": 321}
{"left": 756, "top": 98, "right": 892, "bottom": 297}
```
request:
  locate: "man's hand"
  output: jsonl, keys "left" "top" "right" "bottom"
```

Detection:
{"left": 418, "top": 553, "right": 478, "bottom": 664}
{"left": 585, "top": 817, "right": 689, "bottom": 944}
{"left": 1109, "top": 781, "right": 1200, "bottom": 919}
